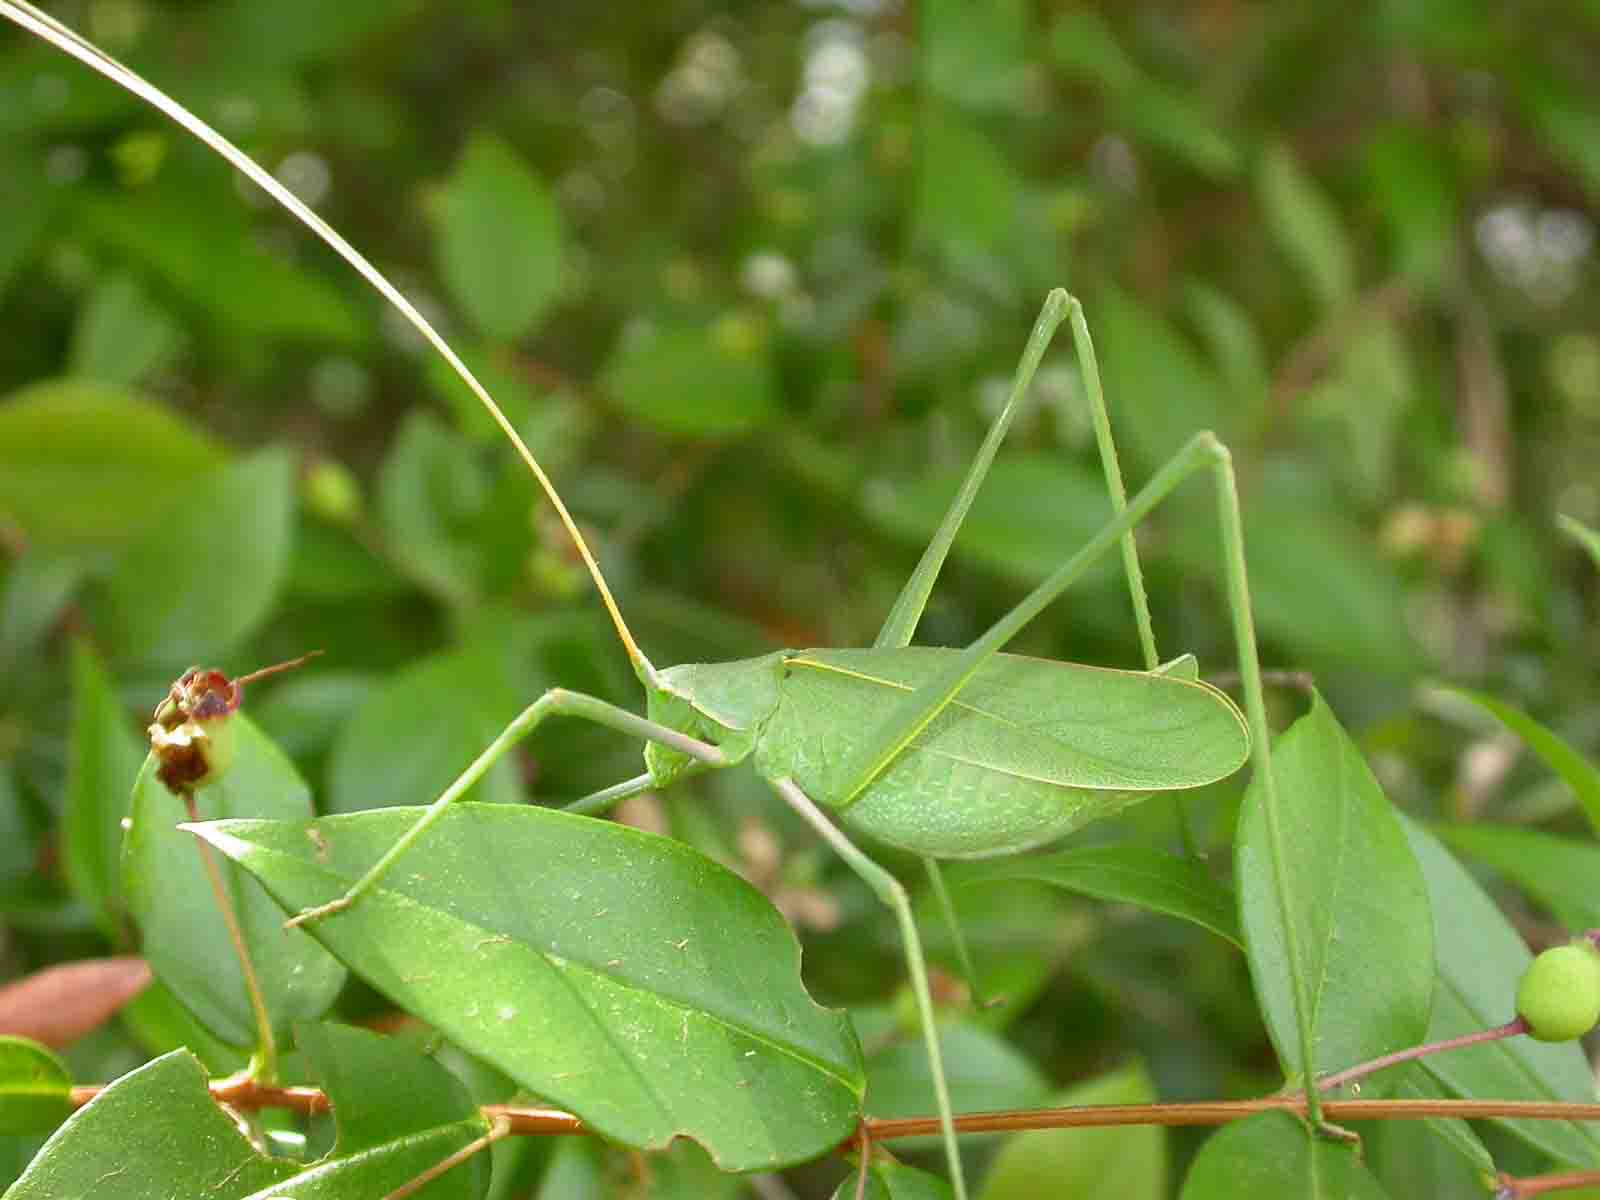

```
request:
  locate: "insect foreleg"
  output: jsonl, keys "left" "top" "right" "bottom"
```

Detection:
{"left": 772, "top": 777, "right": 968, "bottom": 1200}
{"left": 284, "top": 690, "right": 725, "bottom": 928}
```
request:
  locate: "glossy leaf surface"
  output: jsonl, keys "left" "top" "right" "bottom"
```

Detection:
{"left": 437, "top": 133, "right": 563, "bottom": 343}
{"left": 0, "top": 1039, "right": 71, "bottom": 1136}
{"left": 325, "top": 645, "right": 523, "bottom": 814}
{"left": 1435, "top": 824, "right": 1600, "bottom": 931}
{"left": 979, "top": 1062, "right": 1163, "bottom": 1200}
{"left": 836, "top": 1161, "right": 955, "bottom": 1200}
{"left": 124, "top": 715, "right": 347, "bottom": 1045}
{"left": 950, "top": 845, "right": 1241, "bottom": 948}
{"left": 4, "top": 1031, "right": 489, "bottom": 1198}
{"left": 193, "top": 805, "right": 866, "bottom": 1171}
{"left": 1442, "top": 687, "right": 1600, "bottom": 835}
{"left": 295, "top": 1021, "right": 489, "bottom": 1199}
{"left": 1402, "top": 816, "right": 1600, "bottom": 1165}
{"left": 0, "top": 379, "right": 221, "bottom": 548}
{"left": 1236, "top": 694, "right": 1432, "bottom": 1087}
{"left": 64, "top": 640, "right": 144, "bottom": 935}
{"left": 1180, "top": 1112, "right": 1388, "bottom": 1200}
{"left": 92, "top": 449, "right": 295, "bottom": 664}
{"left": 3, "top": 1051, "right": 295, "bottom": 1198}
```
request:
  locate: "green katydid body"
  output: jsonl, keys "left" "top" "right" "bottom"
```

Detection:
{"left": 645, "top": 648, "right": 1249, "bottom": 858}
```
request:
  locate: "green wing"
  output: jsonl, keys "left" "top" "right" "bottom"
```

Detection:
{"left": 756, "top": 647, "right": 1248, "bottom": 858}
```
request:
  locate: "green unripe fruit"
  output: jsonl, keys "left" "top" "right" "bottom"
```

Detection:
{"left": 1516, "top": 943, "right": 1600, "bottom": 1042}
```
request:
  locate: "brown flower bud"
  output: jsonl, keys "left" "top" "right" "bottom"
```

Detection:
{"left": 148, "top": 667, "right": 242, "bottom": 794}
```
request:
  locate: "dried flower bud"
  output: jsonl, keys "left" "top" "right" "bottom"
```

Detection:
{"left": 148, "top": 667, "right": 242, "bottom": 793}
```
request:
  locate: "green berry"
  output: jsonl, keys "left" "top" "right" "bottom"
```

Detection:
{"left": 1516, "top": 943, "right": 1600, "bottom": 1042}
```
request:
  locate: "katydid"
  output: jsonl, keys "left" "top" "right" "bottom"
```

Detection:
{"left": 6, "top": 5, "right": 1293, "bottom": 1197}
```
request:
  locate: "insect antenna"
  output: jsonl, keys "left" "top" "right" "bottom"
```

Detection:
{"left": 0, "top": 0, "right": 658, "bottom": 686}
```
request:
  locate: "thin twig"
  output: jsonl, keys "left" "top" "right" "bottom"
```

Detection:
{"left": 184, "top": 791, "right": 277, "bottom": 1082}
{"left": 62, "top": 1080, "right": 1600, "bottom": 1142}
{"left": 380, "top": 1115, "right": 511, "bottom": 1200}
{"left": 1314, "top": 1017, "right": 1527, "bottom": 1093}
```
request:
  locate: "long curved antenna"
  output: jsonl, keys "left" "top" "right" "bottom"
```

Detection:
{"left": 0, "top": 0, "right": 657, "bottom": 685}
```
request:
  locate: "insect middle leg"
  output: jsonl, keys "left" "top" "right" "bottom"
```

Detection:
{"left": 771, "top": 776, "right": 969, "bottom": 1200}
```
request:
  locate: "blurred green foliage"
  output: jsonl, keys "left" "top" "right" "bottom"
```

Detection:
{"left": 1, "top": 1, "right": 1599, "bottom": 1195}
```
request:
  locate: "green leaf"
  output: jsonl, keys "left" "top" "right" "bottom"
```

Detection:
{"left": 191, "top": 805, "right": 866, "bottom": 1171}
{"left": 124, "top": 714, "right": 347, "bottom": 1046}
{"left": 0, "top": 552, "right": 87, "bottom": 667}
{"left": 1257, "top": 142, "right": 1355, "bottom": 311}
{"left": 1560, "top": 513, "right": 1600, "bottom": 568}
{"left": 377, "top": 412, "right": 528, "bottom": 604}
{"left": 923, "top": 0, "right": 1028, "bottom": 111}
{"left": 437, "top": 134, "right": 563, "bottom": 342}
{"left": 251, "top": 670, "right": 377, "bottom": 764}
{"left": 837, "top": 1160, "right": 954, "bottom": 1200}
{"left": 864, "top": 1018, "right": 1049, "bottom": 1135}
{"left": 914, "top": 110, "right": 1020, "bottom": 259}
{"left": 0, "top": 151, "right": 55, "bottom": 306}
{"left": 979, "top": 1062, "right": 1164, "bottom": 1200}
{"left": 1182, "top": 283, "right": 1268, "bottom": 426}
{"left": 326, "top": 645, "right": 523, "bottom": 814}
{"left": 67, "top": 272, "right": 186, "bottom": 388}
{"left": 1050, "top": 10, "right": 1138, "bottom": 89}
{"left": 1094, "top": 288, "right": 1226, "bottom": 473}
{"left": 203, "top": 0, "right": 421, "bottom": 69}
{"left": 0, "top": 379, "right": 223, "bottom": 548}
{"left": 118, "top": 980, "right": 248, "bottom": 1077}
{"left": 1378, "top": 1065, "right": 1498, "bottom": 1185}
{"left": 1180, "top": 1111, "right": 1389, "bottom": 1199}
{"left": 1515, "top": 66, "right": 1600, "bottom": 199}
{"left": 949, "top": 845, "right": 1241, "bottom": 948}
{"left": 1051, "top": 14, "right": 1238, "bottom": 179}
{"left": 287, "top": 520, "right": 408, "bottom": 603}
{"left": 1434, "top": 824, "right": 1600, "bottom": 933}
{"left": 604, "top": 317, "right": 779, "bottom": 438}
{"left": 865, "top": 456, "right": 1116, "bottom": 588}
{"left": 5, "top": 1031, "right": 488, "bottom": 1198}
{"left": 1363, "top": 126, "right": 1457, "bottom": 287}
{"left": 632, "top": 1140, "right": 743, "bottom": 1200}
{"left": 1300, "top": 324, "right": 1412, "bottom": 503}
{"left": 536, "top": 1140, "right": 606, "bottom": 1200}
{"left": 64, "top": 640, "right": 145, "bottom": 936}
{"left": 1236, "top": 694, "right": 1433, "bottom": 1088}
{"left": 3, "top": 1051, "right": 296, "bottom": 1198}
{"left": 425, "top": 342, "right": 539, "bottom": 442}
{"left": 296, "top": 1022, "right": 489, "bottom": 1199}
{"left": 1171, "top": 489, "right": 1420, "bottom": 678}
{"left": 1401, "top": 816, "right": 1600, "bottom": 1165}
{"left": 1118, "top": 81, "right": 1239, "bottom": 180}
{"left": 77, "top": 172, "right": 365, "bottom": 345}
{"left": 1441, "top": 687, "right": 1600, "bottom": 836}
{"left": 92, "top": 449, "right": 295, "bottom": 665}
{"left": 1237, "top": 500, "right": 1421, "bottom": 677}
{"left": 0, "top": 1040, "right": 71, "bottom": 1137}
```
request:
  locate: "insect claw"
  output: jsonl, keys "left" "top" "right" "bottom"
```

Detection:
{"left": 283, "top": 895, "right": 351, "bottom": 930}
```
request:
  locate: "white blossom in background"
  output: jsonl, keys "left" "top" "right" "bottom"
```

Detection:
{"left": 792, "top": 20, "right": 869, "bottom": 146}
{"left": 1476, "top": 200, "right": 1595, "bottom": 306}
{"left": 657, "top": 31, "right": 744, "bottom": 127}
{"left": 742, "top": 250, "right": 798, "bottom": 300}
{"left": 276, "top": 151, "right": 331, "bottom": 209}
